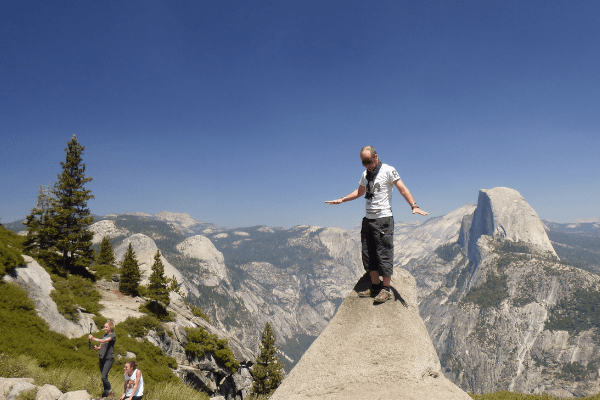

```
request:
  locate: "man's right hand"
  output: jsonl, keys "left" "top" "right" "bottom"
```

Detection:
{"left": 325, "top": 198, "right": 343, "bottom": 205}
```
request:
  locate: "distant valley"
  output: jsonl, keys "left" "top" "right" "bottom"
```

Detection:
{"left": 5, "top": 189, "right": 600, "bottom": 397}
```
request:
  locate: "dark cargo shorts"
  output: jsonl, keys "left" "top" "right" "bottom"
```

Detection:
{"left": 361, "top": 216, "right": 394, "bottom": 277}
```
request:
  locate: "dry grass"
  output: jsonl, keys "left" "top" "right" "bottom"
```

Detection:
{"left": 470, "top": 391, "right": 600, "bottom": 400}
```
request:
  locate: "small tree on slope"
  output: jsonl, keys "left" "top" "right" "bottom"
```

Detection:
{"left": 96, "top": 236, "right": 116, "bottom": 267}
{"left": 119, "top": 243, "right": 141, "bottom": 296}
{"left": 146, "top": 250, "right": 170, "bottom": 317}
{"left": 251, "top": 322, "right": 285, "bottom": 398}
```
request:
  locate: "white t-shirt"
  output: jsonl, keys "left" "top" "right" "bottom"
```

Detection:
{"left": 359, "top": 163, "right": 401, "bottom": 219}
{"left": 124, "top": 369, "right": 144, "bottom": 397}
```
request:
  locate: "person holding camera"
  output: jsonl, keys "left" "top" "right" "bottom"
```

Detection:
{"left": 89, "top": 320, "right": 116, "bottom": 399}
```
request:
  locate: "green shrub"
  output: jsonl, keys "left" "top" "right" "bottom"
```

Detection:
{"left": 546, "top": 289, "right": 600, "bottom": 334}
{"left": 435, "top": 242, "right": 462, "bottom": 262}
{"left": 0, "top": 353, "right": 34, "bottom": 378}
{"left": 185, "top": 326, "right": 239, "bottom": 373}
{"left": 557, "top": 361, "right": 598, "bottom": 382}
{"left": 89, "top": 263, "right": 118, "bottom": 280}
{"left": 0, "top": 282, "right": 99, "bottom": 371}
{"left": 50, "top": 273, "right": 103, "bottom": 321}
{"left": 190, "top": 304, "right": 211, "bottom": 323}
{"left": 463, "top": 271, "right": 509, "bottom": 309}
{"left": 497, "top": 241, "right": 532, "bottom": 255}
{"left": 112, "top": 316, "right": 179, "bottom": 389}
{"left": 139, "top": 297, "right": 173, "bottom": 321}
{"left": 146, "top": 381, "right": 210, "bottom": 400}
{"left": 0, "top": 225, "right": 25, "bottom": 278}
{"left": 15, "top": 388, "right": 36, "bottom": 400}
{"left": 117, "top": 315, "right": 165, "bottom": 338}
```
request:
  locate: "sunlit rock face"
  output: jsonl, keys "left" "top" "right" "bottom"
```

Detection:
{"left": 404, "top": 187, "right": 600, "bottom": 397}
{"left": 89, "top": 219, "right": 129, "bottom": 244}
{"left": 176, "top": 235, "right": 228, "bottom": 287}
{"left": 3, "top": 255, "right": 96, "bottom": 338}
{"left": 270, "top": 271, "right": 472, "bottom": 400}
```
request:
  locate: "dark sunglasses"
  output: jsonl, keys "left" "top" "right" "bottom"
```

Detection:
{"left": 361, "top": 158, "right": 373, "bottom": 166}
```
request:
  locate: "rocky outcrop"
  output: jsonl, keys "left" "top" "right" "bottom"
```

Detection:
{"left": 270, "top": 271, "right": 471, "bottom": 400}
{"left": 2, "top": 256, "right": 97, "bottom": 338}
{"left": 145, "top": 291, "right": 254, "bottom": 400}
{"left": 0, "top": 378, "right": 90, "bottom": 400}
{"left": 96, "top": 279, "right": 146, "bottom": 323}
{"left": 176, "top": 235, "right": 228, "bottom": 286}
{"left": 89, "top": 219, "right": 129, "bottom": 244}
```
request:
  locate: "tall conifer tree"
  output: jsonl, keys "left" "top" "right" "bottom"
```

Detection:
{"left": 119, "top": 243, "right": 141, "bottom": 296}
{"left": 24, "top": 137, "right": 94, "bottom": 275}
{"left": 251, "top": 322, "right": 284, "bottom": 397}
{"left": 49, "top": 135, "right": 94, "bottom": 274}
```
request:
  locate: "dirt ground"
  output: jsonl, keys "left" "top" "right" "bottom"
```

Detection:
{"left": 96, "top": 280, "right": 145, "bottom": 323}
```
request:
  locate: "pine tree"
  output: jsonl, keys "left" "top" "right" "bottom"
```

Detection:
{"left": 146, "top": 250, "right": 170, "bottom": 316}
{"left": 23, "top": 185, "right": 56, "bottom": 260}
{"left": 119, "top": 243, "right": 141, "bottom": 296}
{"left": 96, "top": 236, "right": 116, "bottom": 267}
{"left": 24, "top": 136, "right": 94, "bottom": 274}
{"left": 49, "top": 135, "right": 94, "bottom": 274}
{"left": 251, "top": 322, "right": 285, "bottom": 397}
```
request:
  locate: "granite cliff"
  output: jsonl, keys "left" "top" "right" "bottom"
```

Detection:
{"left": 402, "top": 187, "right": 600, "bottom": 397}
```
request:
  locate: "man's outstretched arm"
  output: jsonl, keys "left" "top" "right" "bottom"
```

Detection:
{"left": 394, "top": 179, "right": 429, "bottom": 216}
{"left": 325, "top": 185, "right": 366, "bottom": 205}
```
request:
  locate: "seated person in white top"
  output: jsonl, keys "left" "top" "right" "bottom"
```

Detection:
{"left": 120, "top": 361, "right": 144, "bottom": 400}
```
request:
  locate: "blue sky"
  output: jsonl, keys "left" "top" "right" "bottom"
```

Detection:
{"left": 1, "top": 1, "right": 599, "bottom": 229}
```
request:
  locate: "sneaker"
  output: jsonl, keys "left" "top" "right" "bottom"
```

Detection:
{"left": 373, "top": 287, "right": 392, "bottom": 303}
{"left": 357, "top": 283, "right": 381, "bottom": 297}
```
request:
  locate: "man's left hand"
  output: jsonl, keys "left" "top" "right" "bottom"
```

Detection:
{"left": 412, "top": 208, "right": 429, "bottom": 216}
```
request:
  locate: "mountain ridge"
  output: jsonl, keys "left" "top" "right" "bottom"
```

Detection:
{"left": 5, "top": 188, "right": 600, "bottom": 397}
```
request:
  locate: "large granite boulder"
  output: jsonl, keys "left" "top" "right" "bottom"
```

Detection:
{"left": 270, "top": 270, "right": 471, "bottom": 400}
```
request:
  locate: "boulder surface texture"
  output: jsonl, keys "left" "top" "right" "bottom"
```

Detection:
{"left": 270, "top": 269, "right": 471, "bottom": 400}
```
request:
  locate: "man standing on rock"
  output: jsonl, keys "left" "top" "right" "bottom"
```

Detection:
{"left": 325, "top": 146, "right": 429, "bottom": 303}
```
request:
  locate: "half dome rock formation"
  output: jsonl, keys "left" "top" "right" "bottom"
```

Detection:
{"left": 461, "top": 187, "right": 558, "bottom": 261}
{"left": 270, "top": 269, "right": 471, "bottom": 400}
